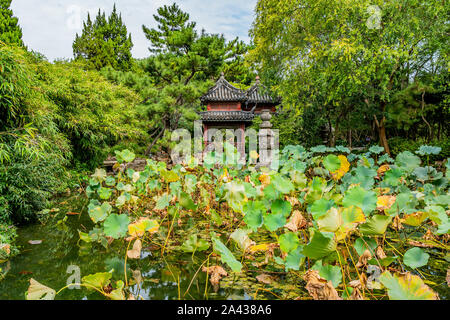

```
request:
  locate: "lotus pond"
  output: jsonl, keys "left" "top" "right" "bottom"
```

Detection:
{"left": 0, "top": 145, "right": 449, "bottom": 300}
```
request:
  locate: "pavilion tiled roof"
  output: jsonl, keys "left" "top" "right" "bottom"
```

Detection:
{"left": 201, "top": 74, "right": 281, "bottom": 105}
{"left": 200, "top": 73, "right": 246, "bottom": 103}
{"left": 199, "top": 110, "right": 255, "bottom": 122}
{"left": 245, "top": 76, "right": 281, "bottom": 104}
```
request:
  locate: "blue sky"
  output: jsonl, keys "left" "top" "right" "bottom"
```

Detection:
{"left": 11, "top": 0, "right": 257, "bottom": 61}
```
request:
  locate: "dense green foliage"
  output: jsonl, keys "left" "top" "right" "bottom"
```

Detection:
{"left": 73, "top": 5, "right": 133, "bottom": 71}
{"left": 0, "top": 44, "right": 146, "bottom": 223}
{"left": 29, "top": 145, "right": 449, "bottom": 300}
{"left": 249, "top": 0, "right": 449, "bottom": 153}
{"left": 0, "top": 0, "right": 23, "bottom": 46}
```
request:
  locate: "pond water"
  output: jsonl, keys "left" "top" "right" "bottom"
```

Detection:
{"left": 0, "top": 194, "right": 448, "bottom": 300}
{"left": 0, "top": 194, "right": 251, "bottom": 300}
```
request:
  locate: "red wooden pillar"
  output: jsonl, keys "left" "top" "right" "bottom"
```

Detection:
{"left": 203, "top": 122, "right": 209, "bottom": 147}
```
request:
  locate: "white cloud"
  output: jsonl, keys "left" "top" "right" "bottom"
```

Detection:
{"left": 10, "top": 0, "right": 256, "bottom": 61}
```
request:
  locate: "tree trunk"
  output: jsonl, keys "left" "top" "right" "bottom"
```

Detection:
{"left": 348, "top": 129, "right": 352, "bottom": 149}
{"left": 373, "top": 102, "right": 390, "bottom": 155}
{"left": 378, "top": 120, "right": 390, "bottom": 155}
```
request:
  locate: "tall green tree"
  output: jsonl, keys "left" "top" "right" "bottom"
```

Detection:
{"left": 0, "top": 0, "right": 23, "bottom": 46}
{"left": 249, "top": 0, "right": 449, "bottom": 154}
{"left": 133, "top": 2, "right": 251, "bottom": 154}
{"left": 73, "top": 4, "right": 133, "bottom": 70}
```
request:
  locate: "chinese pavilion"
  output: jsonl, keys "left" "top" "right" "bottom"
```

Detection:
{"left": 199, "top": 73, "right": 281, "bottom": 156}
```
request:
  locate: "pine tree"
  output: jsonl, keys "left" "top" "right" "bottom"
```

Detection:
{"left": 73, "top": 4, "right": 133, "bottom": 70}
{"left": 0, "top": 0, "right": 23, "bottom": 46}
{"left": 139, "top": 3, "right": 251, "bottom": 154}
{"left": 142, "top": 3, "right": 196, "bottom": 54}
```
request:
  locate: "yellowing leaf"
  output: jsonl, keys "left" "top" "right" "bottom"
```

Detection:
{"left": 330, "top": 155, "right": 350, "bottom": 180}
{"left": 248, "top": 243, "right": 275, "bottom": 254}
{"left": 380, "top": 271, "right": 439, "bottom": 300}
{"left": 127, "top": 239, "right": 142, "bottom": 259}
{"left": 26, "top": 279, "right": 56, "bottom": 300}
{"left": 401, "top": 212, "right": 429, "bottom": 227}
{"left": 259, "top": 173, "right": 271, "bottom": 187}
{"left": 377, "top": 164, "right": 390, "bottom": 176}
{"left": 317, "top": 207, "right": 342, "bottom": 233}
{"left": 107, "top": 280, "right": 125, "bottom": 300}
{"left": 128, "top": 218, "right": 159, "bottom": 237}
{"left": 376, "top": 195, "right": 396, "bottom": 211}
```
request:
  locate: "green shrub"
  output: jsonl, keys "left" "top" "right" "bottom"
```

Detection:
{"left": 0, "top": 154, "right": 69, "bottom": 224}
{"left": 389, "top": 137, "right": 450, "bottom": 162}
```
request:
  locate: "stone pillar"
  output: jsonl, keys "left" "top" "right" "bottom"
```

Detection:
{"left": 258, "top": 109, "right": 276, "bottom": 169}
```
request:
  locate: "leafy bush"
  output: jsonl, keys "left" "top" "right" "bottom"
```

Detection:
{"left": 0, "top": 153, "right": 69, "bottom": 224}
{"left": 389, "top": 137, "right": 450, "bottom": 162}
{"left": 0, "top": 43, "right": 151, "bottom": 224}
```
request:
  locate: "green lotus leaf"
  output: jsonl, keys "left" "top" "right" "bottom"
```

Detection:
{"left": 403, "top": 247, "right": 429, "bottom": 269}
{"left": 211, "top": 233, "right": 242, "bottom": 273}
{"left": 183, "top": 174, "right": 197, "bottom": 194}
{"left": 271, "top": 174, "right": 294, "bottom": 194}
{"left": 180, "top": 234, "right": 210, "bottom": 252}
{"left": 179, "top": 192, "right": 197, "bottom": 211}
{"left": 335, "top": 145, "right": 351, "bottom": 154}
{"left": 368, "top": 256, "right": 397, "bottom": 267}
{"left": 290, "top": 170, "right": 307, "bottom": 187}
{"left": 342, "top": 186, "right": 377, "bottom": 216}
{"left": 386, "top": 192, "right": 418, "bottom": 216}
{"left": 263, "top": 212, "right": 286, "bottom": 232}
{"left": 359, "top": 215, "right": 392, "bottom": 235}
{"left": 369, "top": 145, "right": 385, "bottom": 155}
{"left": 303, "top": 231, "right": 336, "bottom": 260}
{"left": 395, "top": 151, "right": 421, "bottom": 173}
{"left": 263, "top": 183, "right": 279, "bottom": 200}
{"left": 278, "top": 232, "right": 300, "bottom": 253}
{"left": 103, "top": 214, "right": 130, "bottom": 239}
{"left": 243, "top": 182, "right": 258, "bottom": 199}
{"left": 108, "top": 280, "right": 125, "bottom": 300}
{"left": 415, "top": 145, "right": 441, "bottom": 156}
{"left": 243, "top": 201, "right": 265, "bottom": 232}
{"left": 97, "top": 187, "right": 112, "bottom": 200}
{"left": 105, "top": 176, "right": 116, "bottom": 187}
{"left": 284, "top": 246, "right": 305, "bottom": 271}
{"left": 425, "top": 205, "right": 450, "bottom": 234}
{"left": 271, "top": 199, "right": 292, "bottom": 217}
{"left": 223, "top": 181, "right": 246, "bottom": 204}
{"left": 82, "top": 272, "right": 112, "bottom": 290}
{"left": 155, "top": 194, "right": 170, "bottom": 210}
{"left": 317, "top": 208, "right": 341, "bottom": 233}
{"left": 383, "top": 167, "right": 404, "bottom": 186}
{"left": 323, "top": 154, "right": 341, "bottom": 172}
{"left": 115, "top": 149, "right": 135, "bottom": 163}
{"left": 312, "top": 261, "right": 342, "bottom": 288}
{"left": 350, "top": 166, "right": 377, "bottom": 189}
{"left": 310, "top": 145, "right": 327, "bottom": 153}
{"left": 88, "top": 201, "right": 112, "bottom": 223}
{"left": 309, "top": 198, "right": 335, "bottom": 220}
{"left": 91, "top": 168, "right": 107, "bottom": 183}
